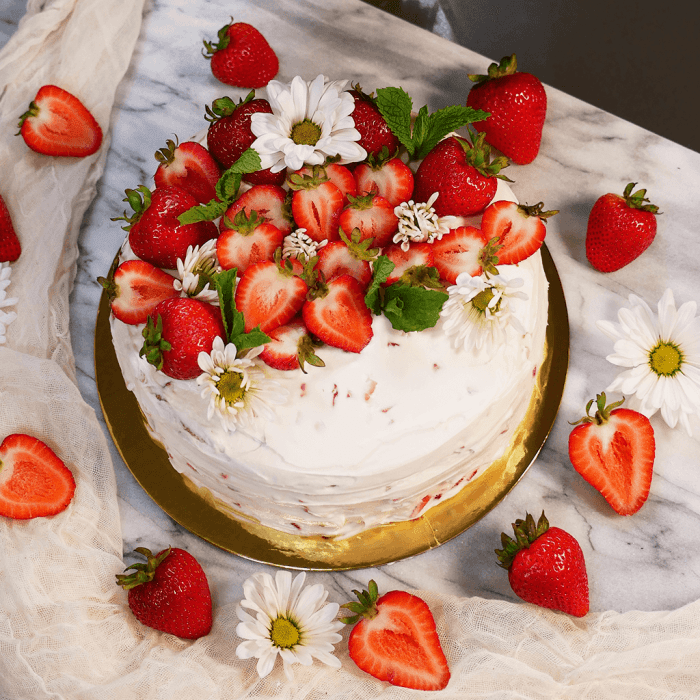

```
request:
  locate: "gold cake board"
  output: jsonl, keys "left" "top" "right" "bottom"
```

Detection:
{"left": 95, "top": 244, "right": 568, "bottom": 570}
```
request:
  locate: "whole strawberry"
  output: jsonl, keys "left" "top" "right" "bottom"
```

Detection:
{"left": 585, "top": 182, "right": 659, "bottom": 272}
{"left": 349, "top": 86, "right": 400, "bottom": 160}
{"left": 116, "top": 546, "right": 212, "bottom": 639}
{"left": 466, "top": 54, "right": 547, "bottom": 165}
{"left": 203, "top": 21, "right": 278, "bottom": 89}
{"left": 413, "top": 133, "right": 510, "bottom": 217}
{"left": 496, "top": 511, "right": 589, "bottom": 617}
{"left": 0, "top": 192, "right": 21, "bottom": 263}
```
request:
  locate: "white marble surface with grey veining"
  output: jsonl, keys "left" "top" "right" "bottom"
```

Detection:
{"left": 7, "top": 0, "right": 700, "bottom": 616}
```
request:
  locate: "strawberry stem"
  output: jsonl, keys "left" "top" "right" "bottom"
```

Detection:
{"left": 340, "top": 579, "right": 380, "bottom": 624}
{"left": 569, "top": 392, "right": 625, "bottom": 426}
{"left": 116, "top": 546, "right": 171, "bottom": 590}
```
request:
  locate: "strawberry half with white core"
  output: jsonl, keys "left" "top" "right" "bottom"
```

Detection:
{"left": 338, "top": 192, "right": 398, "bottom": 248}
{"left": 153, "top": 138, "right": 221, "bottom": 204}
{"left": 315, "top": 240, "right": 372, "bottom": 289}
{"left": 568, "top": 393, "right": 655, "bottom": 515}
{"left": 225, "top": 184, "right": 292, "bottom": 236}
{"left": 430, "top": 225, "right": 489, "bottom": 284}
{"left": 98, "top": 259, "right": 179, "bottom": 325}
{"left": 0, "top": 434, "right": 76, "bottom": 519}
{"left": 340, "top": 580, "right": 451, "bottom": 691}
{"left": 235, "top": 259, "right": 308, "bottom": 333}
{"left": 288, "top": 167, "right": 344, "bottom": 242}
{"left": 353, "top": 153, "right": 415, "bottom": 207}
{"left": 259, "top": 318, "right": 325, "bottom": 372}
{"left": 481, "top": 200, "right": 558, "bottom": 265}
{"left": 303, "top": 274, "right": 373, "bottom": 353}
{"left": 296, "top": 162, "right": 357, "bottom": 204}
{"left": 383, "top": 242, "right": 435, "bottom": 286}
{"left": 216, "top": 209, "right": 284, "bottom": 273}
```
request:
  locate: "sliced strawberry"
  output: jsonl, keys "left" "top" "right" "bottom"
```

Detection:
{"left": 315, "top": 240, "right": 372, "bottom": 288}
{"left": 296, "top": 163, "right": 357, "bottom": 204}
{"left": 341, "top": 581, "right": 450, "bottom": 691}
{"left": 217, "top": 209, "right": 284, "bottom": 273}
{"left": 568, "top": 394, "right": 655, "bottom": 515}
{"left": 302, "top": 274, "right": 373, "bottom": 353}
{"left": 98, "top": 259, "right": 179, "bottom": 325}
{"left": 338, "top": 192, "right": 398, "bottom": 248}
{"left": 235, "top": 260, "right": 308, "bottom": 333}
{"left": 481, "top": 200, "right": 556, "bottom": 265}
{"left": 430, "top": 225, "right": 488, "bottom": 284}
{"left": 259, "top": 318, "right": 324, "bottom": 372}
{"left": 354, "top": 157, "right": 414, "bottom": 206}
{"left": 383, "top": 242, "right": 435, "bottom": 285}
{"left": 154, "top": 139, "right": 221, "bottom": 204}
{"left": 0, "top": 434, "right": 76, "bottom": 519}
{"left": 288, "top": 168, "right": 344, "bottom": 243}
{"left": 225, "top": 185, "right": 292, "bottom": 237}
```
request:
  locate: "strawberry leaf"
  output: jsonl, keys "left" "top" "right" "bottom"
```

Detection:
{"left": 375, "top": 86, "right": 414, "bottom": 156}
{"left": 383, "top": 285, "right": 448, "bottom": 332}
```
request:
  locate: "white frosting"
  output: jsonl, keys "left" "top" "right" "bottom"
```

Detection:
{"left": 109, "top": 181, "right": 550, "bottom": 539}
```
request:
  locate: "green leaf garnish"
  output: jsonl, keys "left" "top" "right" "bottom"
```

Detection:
{"left": 365, "top": 255, "right": 395, "bottom": 315}
{"left": 375, "top": 87, "right": 414, "bottom": 154}
{"left": 382, "top": 285, "right": 448, "bottom": 332}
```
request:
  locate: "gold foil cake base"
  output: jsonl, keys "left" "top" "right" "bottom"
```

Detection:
{"left": 95, "top": 245, "right": 568, "bottom": 570}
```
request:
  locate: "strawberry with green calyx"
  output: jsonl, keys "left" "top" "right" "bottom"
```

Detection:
{"left": 314, "top": 227, "right": 378, "bottom": 290}
{"left": 585, "top": 182, "right": 660, "bottom": 273}
{"left": 296, "top": 159, "right": 357, "bottom": 204}
{"left": 216, "top": 208, "right": 284, "bottom": 273}
{"left": 496, "top": 511, "right": 589, "bottom": 617}
{"left": 569, "top": 393, "right": 655, "bottom": 515}
{"left": 382, "top": 242, "right": 435, "bottom": 286}
{"left": 259, "top": 318, "right": 325, "bottom": 372}
{"left": 467, "top": 54, "right": 547, "bottom": 165}
{"left": 353, "top": 150, "right": 414, "bottom": 206}
{"left": 340, "top": 580, "right": 451, "bottom": 691}
{"left": 349, "top": 85, "right": 401, "bottom": 160}
{"left": 116, "top": 546, "right": 212, "bottom": 640}
{"left": 338, "top": 191, "right": 398, "bottom": 247}
{"left": 0, "top": 192, "right": 20, "bottom": 263}
{"left": 430, "top": 225, "right": 490, "bottom": 284}
{"left": 288, "top": 166, "right": 344, "bottom": 242}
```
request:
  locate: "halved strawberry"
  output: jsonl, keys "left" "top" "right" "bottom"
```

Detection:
{"left": 341, "top": 580, "right": 450, "bottom": 691}
{"left": 481, "top": 200, "right": 557, "bottom": 265}
{"left": 153, "top": 139, "right": 221, "bottom": 204}
{"left": 288, "top": 168, "right": 344, "bottom": 242}
{"left": 225, "top": 184, "right": 292, "bottom": 237}
{"left": 98, "top": 259, "right": 179, "bottom": 325}
{"left": 296, "top": 163, "right": 357, "bottom": 204}
{"left": 354, "top": 156, "right": 414, "bottom": 206}
{"left": 315, "top": 240, "right": 373, "bottom": 288}
{"left": 338, "top": 192, "right": 398, "bottom": 248}
{"left": 383, "top": 242, "right": 435, "bottom": 285}
{"left": 235, "top": 260, "right": 308, "bottom": 333}
{"left": 0, "top": 434, "right": 76, "bottom": 519}
{"left": 568, "top": 393, "right": 655, "bottom": 515}
{"left": 259, "top": 318, "right": 324, "bottom": 372}
{"left": 430, "top": 225, "right": 488, "bottom": 284}
{"left": 302, "top": 274, "right": 373, "bottom": 353}
{"left": 217, "top": 209, "right": 284, "bottom": 273}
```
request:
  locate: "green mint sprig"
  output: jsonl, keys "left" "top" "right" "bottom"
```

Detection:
{"left": 375, "top": 87, "right": 489, "bottom": 160}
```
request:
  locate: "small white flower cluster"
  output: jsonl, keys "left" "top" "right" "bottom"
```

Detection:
{"left": 0, "top": 262, "right": 18, "bottom": 345}
{"left": 174, "top": 240, "right": 220, "bottom": 304}
{"left": 393, "top": 192, "right": 460, "bottom": 252}
{"left": 282, "top": 228, "right": 326, "bottom": 261}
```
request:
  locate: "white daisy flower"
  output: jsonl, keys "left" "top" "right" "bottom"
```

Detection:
{"left": 174, "top": 240, "right": 220, "bottom": 304}
{"left": 235, "top": 570, "right": 344, "bottom": 681}
{"left": 250, "top": 74, "right": 366, "bottom": 173}
{"left": 597, "top": 288, "right": 700, "bottom": 435}
{"left": 0, "top": 262, "right": 18, "bottom": 345}
{"left": 393, "top": 192, "right": 460, "bottom": 252}
{"left": 282, "top": 228, "right": 327, "bottom": 261}
{"left": 197, "top": 337, "right": 287, "bottom": 432}
{"left": 441, "top": 270, "right": 527, "bottom": 354}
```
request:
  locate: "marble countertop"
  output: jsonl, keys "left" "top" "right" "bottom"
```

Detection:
{"left": 7, "top": 0, "right": 700, "bottom": 617}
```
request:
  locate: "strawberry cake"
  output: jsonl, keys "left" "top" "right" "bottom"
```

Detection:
{"left": 105, "top": 75, "right": 551, "bottom": 539}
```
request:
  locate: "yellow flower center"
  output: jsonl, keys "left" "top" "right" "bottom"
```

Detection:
{"left": 649, "top": 341, "right": 683, "bottom": 377}
{"left": 217, "top": 369, "right": 245, "bottom": 405}
{"left": 270, "top": 617, "right": 301, "bottom": 649}
{"left": 471, "top": 288, "right": 496, "bottom": 314}
{"left": 290, "top": 119, "right": 321, "bottom": 146}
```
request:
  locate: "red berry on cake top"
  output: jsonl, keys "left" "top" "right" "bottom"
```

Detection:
{"left": 153, "top": 138, "right": 221, "bottom": 204}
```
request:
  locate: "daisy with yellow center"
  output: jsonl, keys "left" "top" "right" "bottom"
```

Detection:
{"left": 597, "top": 288, "right": 700, "bottom": 435}
{"left": 174, "top": 240, "right": 220, "bottom": 304}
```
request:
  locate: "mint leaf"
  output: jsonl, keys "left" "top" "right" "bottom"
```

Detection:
{"left": 214, "top": 268, "right": 239, "bottom": 342}
{"left": 233, "top": 326, "right": 270, "bottom": 352}
{"left": 382, "top": 284, "right": 448, "bottom": 332}
{"left": 414, "top": 105, "right": 491, "bottom": 159}
{"left": 227, "top": 147, "right": 262, "bottom": 174}
{"left": 178, "top": 198, "right": 228, "bottom": 225}
{"left": 375, "top": 87, "right": 414, "bottom": 155}
{"left": 365, "top": 255, "right": 395, "bottom": 315}
{"left": 410, "top": 105, "right": 430, "bottom": 156}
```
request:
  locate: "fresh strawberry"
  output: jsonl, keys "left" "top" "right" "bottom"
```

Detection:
{"left": 0, "top": 434, "right": 75, "bottom": 519}
{"left": 467, "top": 54, "right": 547, "bottom": 165}
{"left": 288, "top": 167, "right": 344, "bottom": 242}
{"left": 141, "top": 297, "right": 225, "bottom": 380}
{"left": 0, "top": 193, "right": 20, "bottom": 262}
{"left": 413, "top": 134, "right": 510, "bottom": 217}
{"left": 225, "top": 184, "right": 292, "bottom": 236}
{"left": 338, "top": 192, "right": 398, "bottom": 248}
{"left": 205, "top": 94, "right": 285, "bottom": 186}
{"left": 17, "top": 85, "right": 102, "bottom": 157}
{"left": 481, "top": 200, "right": 557, "bottom": 265}
{"left": 315, "top": 239, "right": 373, "bottom": 289}
{"left": 354, "top": 155, "right": 414, "bottom": 206}
{"left": 585, "top": 182, "right": 659, "bottom": 272}
{"left": 259, "top": 318, "right": 325, "bottom": 372}
{"left": 235, "top": 260, "right": 308, "bottom": 333}
{"left": 568, "top": 393, "right": 655, "bottom": 515}
{"left": 430, "top": 225, "right": 489, "bottom": 284}
{"left": 116, "top": 185, "right": 218, "bottom": 270}
{"left": 496, "top": 511, "right": 589, "bottom": 617}
{"left": 349, "top": 86, "right": 400, "bottom": 159}
{"left": 302, "top": 274, "right": 373, "bottom": 353}
{"left": 116, "top": 546, "right": 212, "bottom": 639}
{"left": 217, "top": 209, "right": 284, "bottom": 273}
{"left": 340, "top": 580, "right": 450, "bottom": 691}
{"left": 98, "top": 259, "right": 179, "bottom": 325}
{"left": 153, "top": 139, "right": 221, "bottom": 204}
{"left": 383, "top": 242, "right": 435, "bottom": 285}
{"left": 203, "top": 21, "right": 278, "bottom": 88}
{"left": 296, "top": 163, "right": 357, "bottom": 204}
